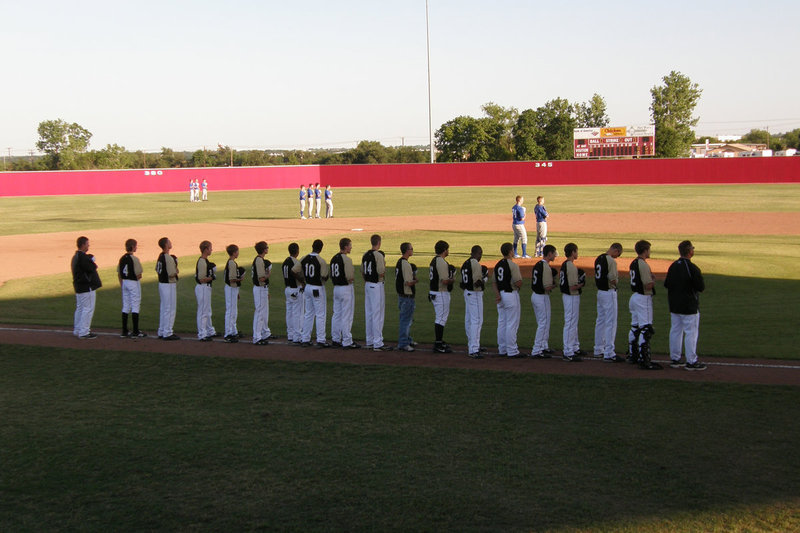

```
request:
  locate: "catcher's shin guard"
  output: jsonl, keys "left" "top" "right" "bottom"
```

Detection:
{"left": 627, "top": 326, "right": 640, "bottom": 363}
{"left": 638, "top": 325, "right": 661, "bottom": 369}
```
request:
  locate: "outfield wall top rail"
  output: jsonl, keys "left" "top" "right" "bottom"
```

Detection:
{"left": 1, "top": 158, "right": 798, "bottom": 197}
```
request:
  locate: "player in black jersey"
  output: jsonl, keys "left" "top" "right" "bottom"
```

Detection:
{"left": 282, "top": 243, "right": 305, "bottom": 344}
{"left": 251, "top": 241, "right": 273, "bottom": 345}
{"left": 300, "top": 239, "right": 330, "bottom": 347}
{"left": 118, "top": 238, "right": 145, "bottom": 338}
{"left": 396, "top": 242, "right": 418, "bottom": 351}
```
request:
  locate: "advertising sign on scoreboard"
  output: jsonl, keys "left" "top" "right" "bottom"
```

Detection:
{"left": 573, "top": 125, "right": 655, "bottom": 159}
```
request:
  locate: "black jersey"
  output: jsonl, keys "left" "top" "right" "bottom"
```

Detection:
{"left": 429, "top": 256, "right": 450, "bottom": 292}
{"left": 531, "top": 260, "right": 556, "bottom": 295}
{"left": 282, "top": 257, "right": 300, "bottom": 288}
{"left": 494, "top": 258, "right": 513, "bottom": 292}
{"left": 252, "top": 256, "right": 271, "bottom": 287}
{"left": 361, "top": 250, "right": 383, "bottom": 283}
{"left": 559, "top": 261, "right": 583, "bottom": 295}
{"left": 395, "top": 258, "right": 415, "bottom": 296}
{"left": 630, "top": 258, "right": 655, "bottom": 296}
{"left": 594, "top": 254, "right": 612, "bottom": 291}
{"left": 301, "top": 254, "right": 323, "bottom": 285}
{"left": 157, "top": 253, "right": 178, "bottom": 283}
{"left": 118, "top": 254, "right": 138, "bottom": 281}
{"left": 224, "top": 259, "right": 244, "bottom": 287}
{"left": 459, "top": 258, "right": 483, "bottom": 291}
{"left": 195, "top": 257, "right": 215, "bottom": 285}
{"left": 330, "top": 253, "right": 348, "bottom": 286}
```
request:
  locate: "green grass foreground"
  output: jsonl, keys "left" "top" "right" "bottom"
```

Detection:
{"left": 1, "top": 345, "right": 798, "bottom": 532}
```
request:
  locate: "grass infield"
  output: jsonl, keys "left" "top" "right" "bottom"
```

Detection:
{"left": 1, "top": 345, "right": 798, "bottom": 531}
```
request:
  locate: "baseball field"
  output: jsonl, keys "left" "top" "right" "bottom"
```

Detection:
{"left": 1, "top": 183, "right": 799, "bottom": 531}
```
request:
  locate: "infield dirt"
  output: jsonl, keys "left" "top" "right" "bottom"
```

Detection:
{"left": 3, "top": 211, "right": 797, "bottom": 285}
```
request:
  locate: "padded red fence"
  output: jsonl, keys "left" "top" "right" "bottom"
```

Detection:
{"left": 1, "top": 158, "right": 798, "bottom": 197}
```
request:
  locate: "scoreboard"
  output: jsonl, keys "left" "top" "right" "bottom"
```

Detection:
{"left": 573, "top": 125, "right": 655, "bottom": 159}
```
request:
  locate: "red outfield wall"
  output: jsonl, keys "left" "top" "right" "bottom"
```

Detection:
{"left": 1, "top": 158, "right": 798, "bottom": 197}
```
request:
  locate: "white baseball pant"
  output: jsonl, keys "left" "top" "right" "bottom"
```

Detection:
{"left": 594, "top": 289, "right": 618, "bottom": 357}
{"left": 253, "top": 285, "right": 271, "bottom": 343}
{"left": 562, "top": 294, "right": 581, "bottom": 356}
{"left": 463, "top": 289, "right": 484, "bottom": 354}
{"left": 224, "top": 285, "right": 240, "bottom": 337}
{"left": 669, "top": 312, "right": 700, "bottom": 364}
{"left": 73, "top": 289, "right": 96, "bottom": 337}
{"left": 497, "top": 291, "right": 520, "bottom": 356}
{"left": 121, "top": 279, "right": 141, "bottom": 314}
{"left": 628, "top": 293, "right": 653, "bottom": 349}
{"left": 158, "top": 283, "right": 177, "bottom": 337}
{"left": 332, "top": 284, "right": 355, "bottom": 346}
{"left": 429, "top": 291, "right": 450, "bottom": 326}
{"left": 302, "top": 284, "right": 327, "bottom": 343}
{"left": 530, "top": 292, "right": 551, "bottom": 354}
{"left": 195, "top": 284, "right": 215, "bottom": 339}
{"left": 285, "top": 287, "right": 303, "bottom": 342}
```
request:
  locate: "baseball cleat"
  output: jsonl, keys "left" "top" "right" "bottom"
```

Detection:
{"left": 669, "top": 360, "right": 686, "bottom": 368}
{"left": 398, "top": 345, "right": 415, "bottom": 352}
{"left": 162, "top": 334, "right": 180, "bottom": 341}
{"left": 132, "top": 331, "right": 147, "bottom": 338}
{"left": 342, "top": 343, "right": 361, "bottom": 349}
{"left": 562, "top": 354, "right": 582, "bottom": 362}
{"left": 685, "top": 361, "right": 707, "bottom": 371}
{"left": 468, "top": 352, "right": 484, "bottom": 359}
{"left": 373, "top": 345, "right": 394, "bottom": 352}
{"left": 603, "top": 355, "right": 626, "bottom": 363}
{"left": 79, "top": 333, "right": 98, "bottom": 339}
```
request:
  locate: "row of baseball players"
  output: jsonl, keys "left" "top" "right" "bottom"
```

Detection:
{"left": 188, "top": 179, "right": 208, "bottom": 202}
{"left": 73, "top": 234, "right": 705, "bottom": 369}
{"left": 299, "top": 184, "right": 333, "bottom": 219}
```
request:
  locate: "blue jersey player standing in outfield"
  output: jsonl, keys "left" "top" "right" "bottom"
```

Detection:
{"left": 511, "top": 196, "right": 530, "bottom": 258}
{"left": 325, "top": 185, "right": 333, "bottom": 218}
{"left": 533, "top": 196, "right": 549, "bottom": 257}
{"left": 299, "top": 185, "right": 307, "bottom": 219}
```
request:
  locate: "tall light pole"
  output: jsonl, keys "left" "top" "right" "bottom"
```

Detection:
{"left": 426, "top": 0, "right": 435, "bottom": 163}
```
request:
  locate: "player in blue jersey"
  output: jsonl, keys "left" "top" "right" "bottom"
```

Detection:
{"left": 511, "top": 196, "right": 530, "bottom": 258}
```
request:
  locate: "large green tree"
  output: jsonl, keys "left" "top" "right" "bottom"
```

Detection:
{"left": 533, "top": 98, "right": 576, "bottom": 160}
{"left": 575, "top": 93, "right": 610, "bottom": 128}
{"left": 36, "top": 119, "right": 92, "bottom": 169}
{"left": 650, "top": 71, "right": 702, "bottom": 158}
{"left": 435, "top": 116, "right": 493, "bottom": 162}
{"left": 512, "top": 109, "right": 546, "bottom": 161}
{"left": 480, "top": 102, "right": 518, "bottom": 160}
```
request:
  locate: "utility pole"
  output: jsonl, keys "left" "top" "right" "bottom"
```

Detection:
{"left": 426, "top": 0, "right": 434, "bottom": 164}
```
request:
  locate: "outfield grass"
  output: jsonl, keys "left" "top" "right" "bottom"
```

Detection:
{"left": 1, "top": 183, "right": 799, "bottom": 236}
{"left": 1, "top": 346, "right": 798, "bottom": 531}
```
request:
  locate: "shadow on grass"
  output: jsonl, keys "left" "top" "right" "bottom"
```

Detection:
{"left": 0, "top": 347, "right": 798, "bottom": 531}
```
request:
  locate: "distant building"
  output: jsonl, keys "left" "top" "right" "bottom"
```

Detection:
{"left": 690, "top": 142, "right": 768, "bottom": 158}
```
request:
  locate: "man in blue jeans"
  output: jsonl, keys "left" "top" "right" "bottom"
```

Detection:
{"left": 395, "top": 242, "right": 418, "bottom": 351}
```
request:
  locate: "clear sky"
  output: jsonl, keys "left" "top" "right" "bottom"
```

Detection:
{"left": 2, "top": 0, "right": 799, "bottom": 155}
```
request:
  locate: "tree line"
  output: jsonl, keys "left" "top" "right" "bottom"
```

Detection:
{"left": 6, "top": 70, "right": 798, "bottom": 172}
